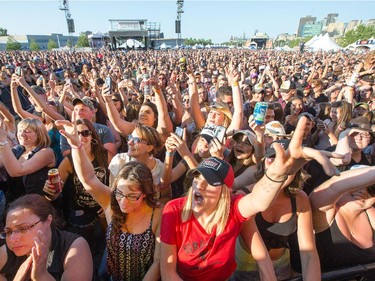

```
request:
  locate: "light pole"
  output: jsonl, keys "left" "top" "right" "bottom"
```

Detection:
{"left": 59, "top": 0, "right": 75, "bottom": 48}
{"left": 176, "top": 0, "right": 184, "bottom": 47}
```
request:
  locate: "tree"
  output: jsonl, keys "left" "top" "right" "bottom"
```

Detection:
{"left": 184, "top": 38, "right": 212, "bottom": 46}
{"left": 338, "top": 24, "right": 375, "bottom": 47}
{"left": 29, "top": 39, "right": 40, "bottom": 51}
{"left": 0, "top": 28, "right": 7, "bottom": 36}
{"left": 47, "top": 39, "right": 58, "bottom": 50}
{"left": 76, "top": 32, "right": 89, "bottom": 47}
{"left": 6, "top": 37, "right": 21, "bottom": 50}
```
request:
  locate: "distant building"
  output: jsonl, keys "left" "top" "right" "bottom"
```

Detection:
{"left": 302, "top": 21, "right": 323, "bottom": 37}
{"left": 346, "top": 20, "right": 361, "bottom": 33}
{"left": 325, "top": 13, "right": 339, "bottom": 26}
{"left": 274, "top": 33, "right": 296, "bottom": 47}
{"left": 366, "top": 19, "right": 375, "bottom": 26}
{"left": 325, "top": 22, "right": 345, "bottom": 37}
{"left": 0, "top": 34, "right": 78, "bottom": 51}
{"left": 249, "top": 32, "right": 269, "bottom": 49}
{"left": 297, "top": 16, "right": 317, "bottom": 37}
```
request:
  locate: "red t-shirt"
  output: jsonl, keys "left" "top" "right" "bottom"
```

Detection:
{"left": 161, "top": 196, "right": 246, "bottom": 281}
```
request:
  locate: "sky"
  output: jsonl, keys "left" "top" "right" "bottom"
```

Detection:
{"left": 1, "top": 1, "right": 375, "bottom": 43}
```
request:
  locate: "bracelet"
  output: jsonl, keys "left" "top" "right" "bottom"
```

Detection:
{"left": 71, "top": 143, "right": 83, "bottom": 150}
{"left": 232, "top": 81, "right": 239, "bottom": 87}
{"left": 265, "top": 170, "right": 287, "bottom": 183}
{"left": 0, "top": 140, "right": 9, "bottom": 148}
{"left": 165, "top": 151, "right": 175, "bottom": 157}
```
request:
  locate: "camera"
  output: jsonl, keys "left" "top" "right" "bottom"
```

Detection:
{"left": 214, "top": 126, "right": 227, "bottom": 143}
{"left": 15, "top": 66, "right": 22, "bottom": 76}
{"left": 105, "top": 76, "right": 112, "bottom": 93}
{"left": 175, "top": 127, "right": 184, "bottom": 138}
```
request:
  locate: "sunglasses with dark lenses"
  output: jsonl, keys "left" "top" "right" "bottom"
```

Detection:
{"left": 128, "top": 135, "right": 147, "bottom": 145}
{"left": 78, "top": 130, "right": 92, "bottom": 137}
{"left": 112, "top": 99, "right": 119, "bottom": 102}
{"left": 367, "top": 185, "right": 375, "bottom": 197}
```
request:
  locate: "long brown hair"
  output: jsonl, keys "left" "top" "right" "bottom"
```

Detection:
{"left": 76, "top": 118, "right": 108, "bottom": 168}
{"left": 110, "top": 161, "right": 161, "bottom": 233}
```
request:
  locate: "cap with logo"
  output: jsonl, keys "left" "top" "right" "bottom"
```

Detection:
{"left": 186, "top": 157, "right": 234, "bottom": 188}
{"left": 280, "top": 80, "right": 297, "bottom": 92}
{"left": 72, "top": 97, "right": 95, "bottom": 110}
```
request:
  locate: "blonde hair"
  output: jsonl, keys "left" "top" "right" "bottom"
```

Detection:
{"left": 18, "top": 118, "right": 51, "bottom": 148}
{"left": 181, "top": 184, "right": 231, "bottom": 235}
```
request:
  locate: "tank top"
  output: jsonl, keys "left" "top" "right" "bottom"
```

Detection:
{"left": 106, "top": 209, "right": 156, "bottom": 281}
{"left": 1, "top": 228, "right": 80, "bottom": 280}
{"left": 6, "top": 145, "right": 51, "bottom": 202}
{"left": 316, "top": 213, "right": 375, "bottom": 272}
{"left": 62, "top": 154, "right": 108, "bottom": 226}
{"left": 255, "top": 196, "right": 297, "bottom": 250}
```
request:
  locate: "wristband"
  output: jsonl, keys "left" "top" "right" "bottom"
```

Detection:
{"left": 166, "top": 151, "right": 175, "bottom": 157}
{"left": 71, "top": 143, "right": 83, "bottom": 150}
{"left": 232, "top": 81, "right": 239, "bottom": 87}
{"left": 265, "top": 171, "right": 287, "bottom": 183}
{"left": 0, "top": 140, "right": 9, "bottom": 148}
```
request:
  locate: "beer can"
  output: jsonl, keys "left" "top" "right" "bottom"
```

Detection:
{"left": 48, "top": 169, "right": 62, "bottom": 193}
{"left": 253, "top": 102, "right": 268, "bottom": 125}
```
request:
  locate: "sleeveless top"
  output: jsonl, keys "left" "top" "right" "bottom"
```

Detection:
{"left": 62, "top": 153, "right": 108, "bottom": 227}
{"left": 255, "top": 196, "right": 297, "bottom": 250}
{"left": 316, "top": 213, "right": 375, "bottom": 272}
{"left": 0, "top": 228, "right": 80, "bottom": 280}
{"left": 6, "top": 145, "right": 51, "bottom": 202}
{"left": 106, "top": 209, "right": 156, "bottom": 281}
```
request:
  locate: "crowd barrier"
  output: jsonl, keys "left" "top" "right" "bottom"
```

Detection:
{"left": 289, "top": 262, "right": 375, "bottom": 281}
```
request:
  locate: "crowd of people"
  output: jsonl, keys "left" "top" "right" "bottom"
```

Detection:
{"left": 0, "top": 48, "right": 374, "bottom": 280}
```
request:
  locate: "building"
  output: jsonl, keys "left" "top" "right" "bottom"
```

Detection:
{"left": 249, "top": 32, "right": 269, "bottom": 49}
{"left": 325, "top": 13, "right": 339, "bottom": 26}
{"left": 346, "top": 20, "right": 361, "bottom": 33}
{"left": 297, "top": 16, "right": 317, "bottom": 37}
{"left": 302, "top": 21, "right": 323, "bottom": 37}
{"left": 0, "top": 34, "right": 78, "bottom": 51}
{"left": 274, "top": 33, "right": 296, "bottom": 47}
{"left": 325, "top": 22, "right": 346, "bottom": 37}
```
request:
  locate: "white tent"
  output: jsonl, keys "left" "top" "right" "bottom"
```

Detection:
{"left": 309, "top": 33, "right": 342, "bottom": 51}
{"left": 118, "top": 39, "right": 144, "bottom": 49}
{"left": 305, "top": 34, "right": 320, "bottom": 47}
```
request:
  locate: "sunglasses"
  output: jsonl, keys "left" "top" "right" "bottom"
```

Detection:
{"left": 113, "top": 188, "right": 143, "bottom": 201}
{"left": 112, "top": 99, "right": 119, "bottom": 102}
{"left": 367, "top": 185, "right": 375, "bottom": 197}
{"left": 77, "top": 130, "right": 92, "bottom": 137}
{"left": 128, "top": 135, "right": 147, "bottom": 145}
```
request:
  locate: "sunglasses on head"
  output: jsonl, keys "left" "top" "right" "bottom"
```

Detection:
{"left": 78, "top": 130, "right": 92, "bottom": 137}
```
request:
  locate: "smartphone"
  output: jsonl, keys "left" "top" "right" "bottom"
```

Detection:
{"left": 214, "top": 125, "right": 227, "bottom": 143}
{"left": 175, "top": 127, "right": 184, "bottom": 138}
{"left": 105, "top": 76, "right": 112, "bottom": 93}
{"left": 15, "top": 66, "right": 22, "bottom": 76}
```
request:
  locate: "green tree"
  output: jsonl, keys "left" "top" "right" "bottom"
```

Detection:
{"left": 76, "top": 32, "right": 89, "bottom": 47}
{"left": 184, "top": 38, "right": 212, "bottom": 46}
{"left": 66, "top": 39, "right": 73, "bottom": 47}
{"left": 29, "top": 39, "right": 40, "bottom": 51}
{"left": 6, "top": 37, "right": 21, "bottom": 50}
{"left": 338, "top": 24, "right": 375, "bottom": 47}
{"left": 47, "top": 39, "right": 58, "bottom": 50}
{"left": 0, "top": 28, "right": 7, "bottom": 36}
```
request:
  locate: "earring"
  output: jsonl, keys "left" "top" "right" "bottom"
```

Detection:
{"left": 91, "top": 139, "right": 98, "bottom": 145}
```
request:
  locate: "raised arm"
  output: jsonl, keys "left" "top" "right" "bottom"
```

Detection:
{"left": 309, "top": 166, "right": 375, "bottom": 232}
{"left": 238, "top": 116, "right": 342, "bottom": 219}
{"left": 102, "top": 85, "right": 135, "bottom": 136}
{"left": 226, "top": 63, "right": 243, "bottom": 133}
{"left": 55, "top": 116, "right": 111, "bottom": 211}
{"left": 10, "top": 75, "right": 43, "bottom": 121}
{"left": 189, "top": 72, "right": 206, "bottom": 130}
{"left": 17, "top": 76, "right": 65, "bottom": 121}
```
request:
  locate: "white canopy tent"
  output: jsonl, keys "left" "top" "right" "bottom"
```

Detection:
{"left": 118, "top": 39, "right": 144, "bottom": 49}
{"left": 309, "top": 33, "right": 342, "bottom": 51}
{"left": 305, "top": 34, "right": 320, "bottom": 47}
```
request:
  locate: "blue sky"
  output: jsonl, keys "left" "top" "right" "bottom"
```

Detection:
{"left": 1, "top": 1, "right": 375, "bottom": 43}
